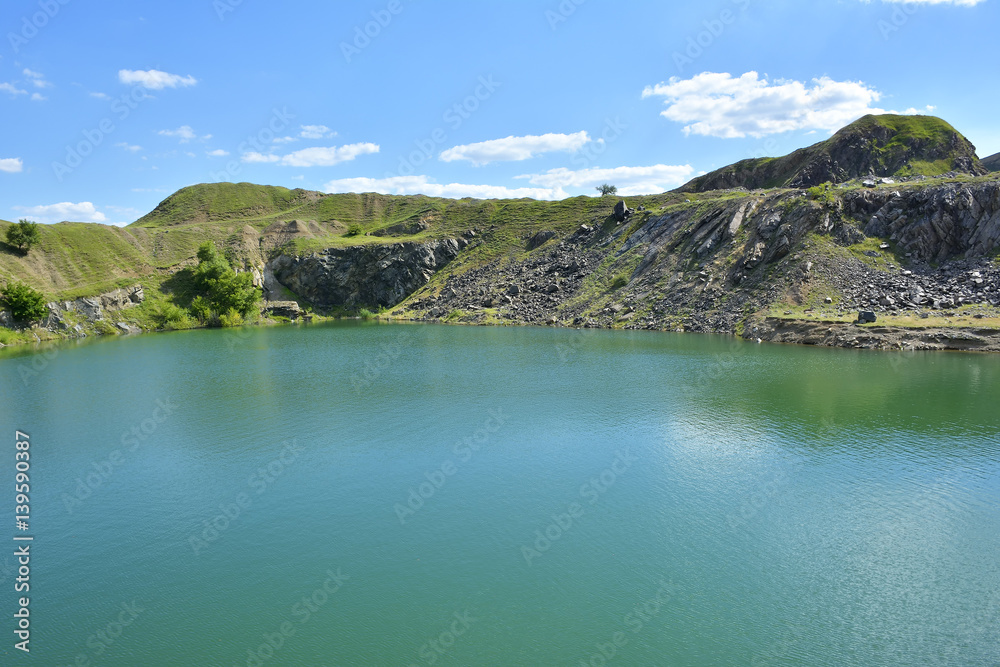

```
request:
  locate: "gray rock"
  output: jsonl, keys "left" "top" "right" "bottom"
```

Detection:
{"left": 613, "top": 200, "right": 633, "bottom": 223}
{"left": 857, "top": 311, "right": 878, "bottom": 324}
{"left": 526, "top": 230, "right": 557, "bottom": 250}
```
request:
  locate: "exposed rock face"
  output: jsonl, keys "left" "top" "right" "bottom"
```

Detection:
{"left": 268, "top": 240, "right": 460, "bottom": 308}
{"left": 43, "top": 284, "right": 145, "bottom": 328}
{"left": 372, "top": 220, "right": 430, "bottom": 237}
{"left": 262, "top": 301, "right": 302, "bottom": 319}
{"left": 852, "top": 181, "right": 1000, "bottom": 262}
{"left": 526, "top": 230, "right": 556, "bottom": 250}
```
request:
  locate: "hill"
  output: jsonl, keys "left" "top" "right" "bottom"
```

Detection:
{"left": 983, "top": 152, "right": 1000, "bottom": 172}
{"left": 679, "top": 115, "right": 986, "bottom": 193}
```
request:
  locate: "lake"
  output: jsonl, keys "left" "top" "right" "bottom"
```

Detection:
{"left": 1, "top": 322, "right": 998, "bottom": 665}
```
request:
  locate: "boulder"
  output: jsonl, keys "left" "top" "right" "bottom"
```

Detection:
{"left": 857, "top": 311, "right": 878, "bottom": 324}
{"left": 263, "top": 301, "right": 302, "bottom": 319}
{"left": 613, "top": 200, "right": 633, "bottom": 222}
{"left": 526, "top": 230, "right": 557, "bottom": 250}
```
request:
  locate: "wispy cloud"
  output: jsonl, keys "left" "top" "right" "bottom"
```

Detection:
{"left": 23, "top": 69, "right": 52, "bottom": 88}
{"left": 0, "top": 158, "right": 24, "bottom": 173}
{"left": 206, "top": 149, "right": 230, "bottom": 157}
{"left": 440, "top": 132, "right": 592, "bottom": 166}
{"left": 0, "top": 82, "right": 28, "bottom": 96}
{"left": 115, "top": 142, "right": 142, "bottom": 152}
{"left": 299, "top": 124, "right": 336, "bottom": 139}
{"left": 871, "top": 0, "right": 985, "bottom": 5}
{"left": 14, "top": 202, "right": 107, "bottom": 224}
{"left": 242, "top": 142, "right": 380, "bottom": 167}
{"left": 158, "top": 125, "right": 210, "bottom": 143}
{"left": 516, "top": 164, "right": 695, "bottom": 196}
{"left": 118, "top": 69, "right": 197, "bottom": 90}
{"left": 324, "top": 175, "right": 563, "bottom": 200}
{"left": 90, "top": 91, "right": 111, "bottom": 100}
{"left": 643, "top": 71, "right": 889, "bottom": 138}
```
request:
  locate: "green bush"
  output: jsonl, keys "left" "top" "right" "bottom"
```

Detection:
{"left": 807, "top": 182, "right": 836, "bottom": 206}
{"left": 219, "top": 308, "right": 244, "bottom": 328}
{"left": 610, "top": 274, "right": 628, "bottom": 290}
{"left": 2, "top": 281, "right": 47, "bottom": 321}
{"left": 192, "top": 241, "right": 261, "bottom": 316}
{"left": 190, "top": 296, "right": 212, "bottom": 322}
{"left": 345, "top": 224, "right": 362, "bottom": 237}
{"left": 358, "top": 308, "right": 376, "bottom": 320}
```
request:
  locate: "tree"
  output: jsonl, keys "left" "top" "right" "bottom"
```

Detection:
{"left": 2, "top": 281, "right": 47, "bottom": 322}
{"left": 5, "top": 219, "right": 41, "bottom": 254}
{"left": 596, "top": 184, "right": 618, "bottom": 196}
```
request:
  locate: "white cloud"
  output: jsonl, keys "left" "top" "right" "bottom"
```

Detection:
{"left": 516, "top": 164, "right": 696, "bottom": 196}
{"left": 90, "top": 92, "right": 110, "bottom": 100}
{"left": 241, "top": 142, "right": 380, "bottom": 167}
{"left": 642, "top": 71, "right": 890, "bottom": 138}
{"left": 323, "top": 175, "right": 561, "bottom": 200}
{"left": 440, "top": 132, "right": 592, "bottom": 166}
{"left": 242, "top": 152, "right": 281, "bottom": 163}
{"left": 157, "top": 125, "right": 207, "bottom": 143}
{"left": 299, "top": 124, "right": 336, "bottom": 139}
{"left": 0, "top": 158, "right": 24, "bottom": 173}
{"left": 272, "top": 136, "right": 298, "bottom": 144}
{"left": 206, "top": 149, "right": 230, "bottom": 157}
{"left": 0, "top": 82, "right": 27, "bottom": 96}
{"left": 118, "top": 69, "right": 197, "bottom": 90}
{"left": 23, "top": 69, "right": 51, "bottom": 88}
{"left": 115, "top": 142, "right": 142, "bottom": 152}
{"left": 14, "top": 202, "right": 107, "bottom": 224}
{"left": 30, "top": 92, "right": 45, "bottom": 101}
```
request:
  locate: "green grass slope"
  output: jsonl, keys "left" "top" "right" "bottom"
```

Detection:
{"left": 983, "top": 152, "right": 1000, "bottom": 172}
{"left": 680, "top": 114, "right": 986, "bottom": 193}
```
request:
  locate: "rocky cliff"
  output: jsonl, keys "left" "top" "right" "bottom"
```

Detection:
{"left": 267, "top": 239, "right": 462, "bottom": 309}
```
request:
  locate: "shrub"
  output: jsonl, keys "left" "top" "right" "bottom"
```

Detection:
{"left": 2, "top": 281, "right": 47, "bottom": 321}
{"left": 190, "top": 295, "right": 212, "bottom": 322}
{"left": 219, "top": 308, "right": 244, "bottom": 328}
{"left": 346, "top": 224, "right": 363, "bottom": 237}
{"left": 610, "top": 274, "right": 628, "bottom": 290}
{"left": 358, "top": 308, "right": 376, "bottom": 320}
{"left": 807, "top": 182, "right": 836, "bottom": 206}
{"left": 5, "top": 219, "right": 41, "bottom": 254}
{"left": 192, "top": 240, "right": 261, "bottom": 316}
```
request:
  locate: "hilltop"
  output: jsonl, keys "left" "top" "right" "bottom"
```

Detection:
{"left": 679, "top": 115, "right": 986, "bottom": 193}
{"left": 983, "top": 152, "right": 1000, "bottom": 172}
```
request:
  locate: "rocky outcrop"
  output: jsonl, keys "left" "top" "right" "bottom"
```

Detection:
{"left": 44, "top": 284, "right": 144, "bottom": 329}
{"left": 680, "top": 114, "right": 986, "bottom": 193}
{"left": 268, "top": 240, "right": 460, "bottom": 309}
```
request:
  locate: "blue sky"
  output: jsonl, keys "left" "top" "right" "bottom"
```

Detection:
{"left": 2, "top": 0, "right": 998, "bottom": 225}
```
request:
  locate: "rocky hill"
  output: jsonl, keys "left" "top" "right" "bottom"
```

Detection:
{"left": 679, "top": 115, "right": 987, "bottom": 192}
{"left": 983, "top": 152, "right": 1000, "bottom": 172}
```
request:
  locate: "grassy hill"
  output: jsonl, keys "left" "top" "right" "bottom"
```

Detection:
{"left": 679, "top": 114, "right": 986, "bottom": 192}
{"left": 983, "top": 152, "right": 1000, "bottom": 172}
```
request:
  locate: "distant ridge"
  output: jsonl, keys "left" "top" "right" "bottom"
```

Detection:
{"left": 679, "top": 114, "right": 987, "bottom": 193}
{"left": 983, "top": 152, "right": 1000, "bottom": 172}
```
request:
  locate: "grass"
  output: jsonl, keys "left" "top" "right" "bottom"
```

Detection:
{"left": 765, "top": 303, "right": 1000, "bottom": 329}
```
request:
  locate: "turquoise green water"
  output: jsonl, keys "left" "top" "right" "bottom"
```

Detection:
{"left": 1, "top": 322, "right": 998, "bottom": 666}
